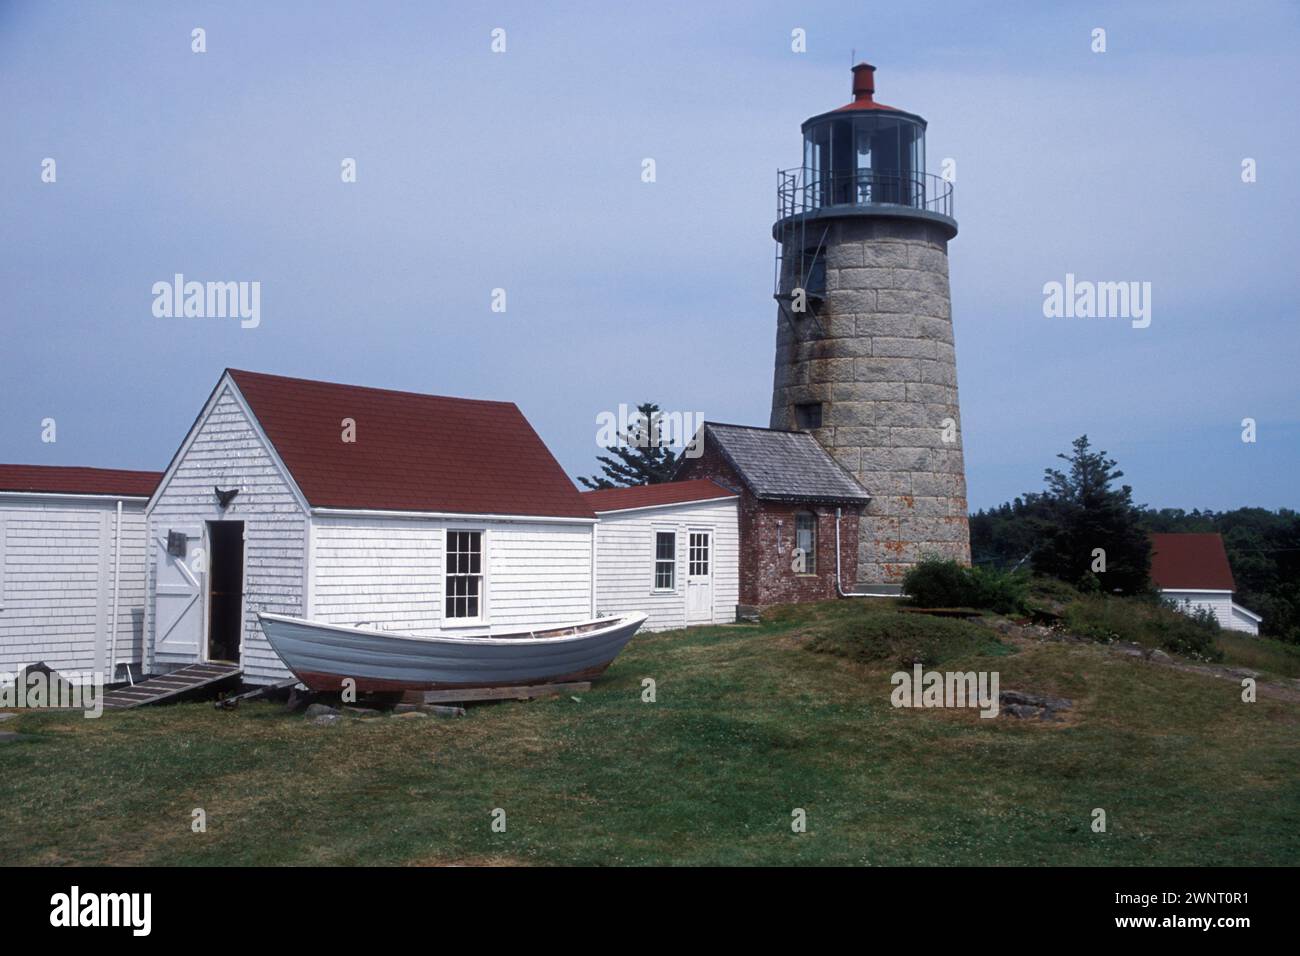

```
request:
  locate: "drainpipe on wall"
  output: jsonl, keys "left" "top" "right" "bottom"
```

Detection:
{"left": 107, "top": 499, "right": 123, "bottom": 680}
{"left": 835, "top": 507, "right": 890, "bottom": 599}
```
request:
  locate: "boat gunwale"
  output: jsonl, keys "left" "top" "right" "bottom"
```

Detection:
{"left": 256, "top": 611, "right": 648, "bottom": 648}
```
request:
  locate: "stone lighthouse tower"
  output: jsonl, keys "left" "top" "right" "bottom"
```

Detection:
{"left": 769, "top": 62, "right": 969, "bottom": 589}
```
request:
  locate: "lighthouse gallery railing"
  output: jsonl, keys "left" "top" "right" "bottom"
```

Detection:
{"left": 777, "top": 167, "right": 954, "bottom": 221}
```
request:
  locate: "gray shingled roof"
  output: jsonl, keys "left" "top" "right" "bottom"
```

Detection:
{"left": 698, "top": 422, "right": 870, "bottom": 503}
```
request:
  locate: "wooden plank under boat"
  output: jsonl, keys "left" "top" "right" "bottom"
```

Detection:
{"left": 256, "top": 611, "right": 647, "bottom": 693}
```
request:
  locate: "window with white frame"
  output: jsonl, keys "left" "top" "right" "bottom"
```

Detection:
{"left": 445, "top": 530, "right": 484, "bottom": 620}
{"left": 654, "top": 531, "right": 676, "bottom": 590}
{"left": 795, "top": 512, "right": 817, "bottom": 574}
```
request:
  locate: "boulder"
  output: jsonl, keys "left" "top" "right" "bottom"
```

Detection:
{"left": 999, "top": 689, "right": 1073, "bottom": 721}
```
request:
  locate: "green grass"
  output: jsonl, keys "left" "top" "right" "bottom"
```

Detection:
{"left": 1, "top": 600, "right": 1297, "bottom": 866}
{"left": 1217, "top": 632, "right": 1300, "bottom": 680}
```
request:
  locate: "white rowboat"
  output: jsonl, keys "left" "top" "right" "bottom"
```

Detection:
{"left": 257, "top": 611, "right": 647, "bottom": 693}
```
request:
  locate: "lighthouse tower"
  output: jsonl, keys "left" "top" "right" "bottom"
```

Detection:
{"left": 770, "top": 63, "right": 969, "bottom": 588}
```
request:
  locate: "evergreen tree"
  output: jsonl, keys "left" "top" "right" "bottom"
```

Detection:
{"left": 1030, "top": 435, "right": 1151, "bottom": 594}
{"left": 578, "top": 402, "right": 682, "bottom": 490}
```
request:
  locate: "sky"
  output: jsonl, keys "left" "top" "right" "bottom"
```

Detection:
{"left": 2, "top": 0, "right": 1297, "bottom": 512}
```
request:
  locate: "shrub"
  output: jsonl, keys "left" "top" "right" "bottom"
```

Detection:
{"left": 902, "top": 559, "right": 1028, "bottom": 615}
{"left": 901, "top": 559, "right": 971, "bottom": 608}
{"left": 1063, "top": 594, "right": 1223, "bottom": 662}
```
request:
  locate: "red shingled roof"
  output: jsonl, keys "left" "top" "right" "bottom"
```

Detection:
{"left": 582, "top": 479, "right": 736, "bottom": 513}
{"left": 1149, "top": 533, "right": 1237, "bottom": 591}
{"left": 227, "top": 370, "right": 595, "bottom": 519}
{"left": 0, "top": 464, "right": 161, "bottom": 498}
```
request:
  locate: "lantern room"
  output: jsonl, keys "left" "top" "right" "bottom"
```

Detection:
{"left": 777, "top": 63, "right": 953, "bottom": 226}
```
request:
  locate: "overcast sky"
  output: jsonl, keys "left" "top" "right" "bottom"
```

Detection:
{"left": 2, "top": 0, "right": 1297, "bottom": 511}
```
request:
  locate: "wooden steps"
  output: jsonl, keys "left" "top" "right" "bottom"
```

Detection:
{"left": 102, "top": 663, "right": 242, "bottom": 710}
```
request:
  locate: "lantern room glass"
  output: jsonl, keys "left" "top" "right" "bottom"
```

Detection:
{"left": 802, "top": 113, "right": 926, "bottom": 209}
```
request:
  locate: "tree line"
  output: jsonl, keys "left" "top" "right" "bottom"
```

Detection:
{"left": 970, "top": 436, "right": 1299, "bottom": 643}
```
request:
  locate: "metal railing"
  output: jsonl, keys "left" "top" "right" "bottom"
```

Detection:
{"left": 777, "top": 167, "right": 954, "bottom": 220}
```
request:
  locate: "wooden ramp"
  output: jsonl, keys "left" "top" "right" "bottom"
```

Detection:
{"left": 102, "top": 663, "right": 242, "bottom": 710}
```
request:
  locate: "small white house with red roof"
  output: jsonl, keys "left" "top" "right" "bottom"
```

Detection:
{"left": 0, "top": 464, "right": 161, "bottom": 679}
{"left": 145, "top": 369, "right": 600, "bottom": 685}
{"left": 583, "top": 479, "right": 740, "bottom": 631}
{"left": 1149, "top": 533, "right": 1262, "bottom": 636}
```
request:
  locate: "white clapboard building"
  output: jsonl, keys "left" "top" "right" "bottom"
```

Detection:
{"left": 1150, "top": 533, "right": 1262, "bottom": 635}
{"left": 0, "top": 465, "right": 160, "bottom": 680}
{"left": 583, "top": 480, "right": 740, "bottom": 631}
{"left": 144, "top": 369, "right": 600, "bottom": 685}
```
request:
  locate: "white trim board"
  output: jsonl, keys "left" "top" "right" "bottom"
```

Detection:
{"left": 590, "top": 496, "right": 738, "bottom": 517}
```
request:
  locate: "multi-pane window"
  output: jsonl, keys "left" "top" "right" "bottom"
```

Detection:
{"left": 654, "top": 531, "right": 675, "bottom": 590}
{"left": 795, "top": 513, "right": 817, "bottom": 574}
{"left": 445, "top": 530, "right": 483, "bottom": 620}
{"left": 689, "top": 532, "right": 709, "bottom": 577}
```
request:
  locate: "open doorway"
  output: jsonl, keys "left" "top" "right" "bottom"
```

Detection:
{"left": 206, "top": 521, "right": 244, "bottom": 664}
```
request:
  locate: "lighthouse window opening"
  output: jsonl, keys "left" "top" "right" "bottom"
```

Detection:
{"left": 801, "top": 248, "right": 826, "bottom": 296}
{"left": 794, "top": 402, "right": 823, "bottom": 430}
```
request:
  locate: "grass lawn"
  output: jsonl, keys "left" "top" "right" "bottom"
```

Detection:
{"left": 1218, "top": 632, "right": 1300, "bottom": 680}
{"left": 2, "top": 600, "right": 1297, "bottom": 866}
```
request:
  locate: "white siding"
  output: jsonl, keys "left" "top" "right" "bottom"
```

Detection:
{"left": 1230, "top": 603, "right": 1261, "bottom": 636}
{"left": 145, "top": 384, "right": 308, "bottom": 684}
{"left": 310, "top": 515, "right": 595, "bottom": 636}
{"left": 593, "top": 499, "right": 739, "bottom": 631}
{"left": 0, "top": 497, "right": 148, "bottom": 678}
{"left": 1161, "top": 589, "right": 1259, "bottom": 634}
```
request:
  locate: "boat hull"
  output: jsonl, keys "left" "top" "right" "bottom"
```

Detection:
{"left": 256, "top": 612, "right": 647, "bottom": 693}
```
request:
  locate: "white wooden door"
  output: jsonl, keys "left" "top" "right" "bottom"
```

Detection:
{"left": 686, "top": 530, "right": 713, "bottom": 623}
{"left": 154, "top": 525, "right": 204, "bottom": 658}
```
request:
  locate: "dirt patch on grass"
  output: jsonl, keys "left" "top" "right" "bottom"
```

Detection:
{"left": 404, "top": 854, "right": 531, "bottom": 867}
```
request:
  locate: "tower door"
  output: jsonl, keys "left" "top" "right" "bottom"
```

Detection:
{"left": 686, "top": 530, "right": 713, "bottom": 624}
{"left": 205, "top": 521, "right": 245, "bottom": 664}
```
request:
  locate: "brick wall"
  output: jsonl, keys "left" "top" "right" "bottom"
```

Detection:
{"left": 678, "top": 447, "right": 861, "bottom": 607}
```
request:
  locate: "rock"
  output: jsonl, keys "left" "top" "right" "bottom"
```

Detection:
{"left": 310, "top": 714, "right": 343, "bottom": 726}
{"left": 1148, "top": 649, "right": 1173, "bottom": 662}
{"left": 12, "top": 662, "right": 77, "bottom": 702}
{"left": 304, "top": 702, "right": 340, "bottom": 718}
{"left": 393, "top": 703, "right": 423, "bottom": 714}
{"left": 999, "top": 689, "right": 1072, "bottom": 721}
{"left": 284, "top": 686, "right": 317, "bottom": 713}
{"left": 0, "top": 713, "right": 17, "bottom": 722}
{"left": 343, "top": 706, "right": 381, "bottom": 718}
{"left": 1001, "top": 704, "right": 1042, "bottom": 719}
{"left": 391, "top": 711, "right": 427, "bottom": 719}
